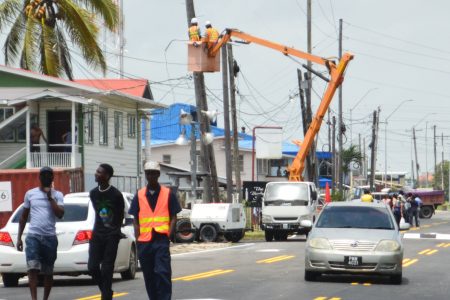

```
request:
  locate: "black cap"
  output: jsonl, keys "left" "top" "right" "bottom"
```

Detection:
{"left": 40, "top": 166, "right": 54, "bottom": 174}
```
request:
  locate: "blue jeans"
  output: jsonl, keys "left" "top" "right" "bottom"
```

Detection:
{"left": 25, "top": 234, "right": 58, "bottom": 275}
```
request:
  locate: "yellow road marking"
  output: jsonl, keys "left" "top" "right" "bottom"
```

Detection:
{"left": 313, "top": 297, "right": 328, "bottom": 300}
{"left": 363, "top": 283, "right": 372, "bottom": 286}
{"left": 444, "top": 243, "right": 450, "bottom": 248}
{"left": 426, "top": 249, "right": 438, "bottom": 255}
{"left": 256, "top": 255, "right": 295, "bottom": 264}
{"left": 75, "top": 292, "right": 128, "bottom": 300}
{"left": 403, "top": 258, "right": 418, "bottom": 267}
{"left": 419, "top": 249, "right": 432, "bottom": 255}
{"left": 173, "top": 269, "right": 234, "bottom": 281}
{"left": 329, "top": 298, "right": 342, "bottom": 300}
{"left": 351, "top": 282, "right": 359, "bottom": 285}
{"left": 410, "top": 227, "right": 419, "bottom": 231}
{"left": 437, "top": 243, "right": 446, "bottom": 248}
{"left": 422, "top": 224, "right": 431, "bottom": 228}
{"left": 402, "top": 258, "right": 410, "bottom": 263}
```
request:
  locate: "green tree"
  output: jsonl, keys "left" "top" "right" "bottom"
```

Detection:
{"left": 341, "top": 144, "right": 363, "bottom": 184}
{"left": 433, "top": 160, "right": 449, "bottom": 200}
{"left": 0, "top": 0, "right": 118, "bottom": 79}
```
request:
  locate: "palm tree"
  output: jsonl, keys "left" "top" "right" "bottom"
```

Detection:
{"left": 341, "top": 145, "right": 363, "bottom": 184}
{"left": 0, "top": 0, "right": 118, "bottom": 79}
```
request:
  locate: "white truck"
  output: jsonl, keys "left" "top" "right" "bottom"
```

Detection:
{"left": 261, "top": 181, "right": 319, "bottom": 242}
{"left": 189, "top": 203, "right": 246, "bottom": 243}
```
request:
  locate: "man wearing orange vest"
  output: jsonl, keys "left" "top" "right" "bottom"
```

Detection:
{"left": 188, "top": 17, "right": 201, "bottom": 43}
{"left": 202, "top": 20, "right": 220, "bottom": 51}
{"left": 128, "top": 161, "right": 181, "bottom": 300}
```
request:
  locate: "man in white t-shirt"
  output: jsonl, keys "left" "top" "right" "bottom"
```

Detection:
{"left": 17, "top": 167, "right": 64, "bottom": 300}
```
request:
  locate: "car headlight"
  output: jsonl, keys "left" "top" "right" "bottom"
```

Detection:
{"left": 308, "top": 237, "right": 331, "bottom": 250}
{"left": 375, "top": 240, "right": 401, "bottom": 252}
{"left": 262, "top": 214, "right": 272, "bottom": 223}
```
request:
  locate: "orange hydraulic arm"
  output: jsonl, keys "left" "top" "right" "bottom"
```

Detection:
{"left": 210, "top": 29, "right": 354, "bottom": 181}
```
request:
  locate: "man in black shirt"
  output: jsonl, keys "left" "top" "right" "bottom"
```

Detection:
{"left": 129, "top": 161, "right": 181, "bottom": 300}
{"left": 88, "top": 163, "right": 125, "bottom": 300}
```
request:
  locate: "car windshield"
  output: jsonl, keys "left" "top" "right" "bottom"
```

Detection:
{"left": 12, "top": 204, "right": 89, "bottom": 223}
{"left": 264, "top": 183, "right": 309, "bottom": 206}
{"left": 316, "top": 206, "right": 395, "bottom": 230}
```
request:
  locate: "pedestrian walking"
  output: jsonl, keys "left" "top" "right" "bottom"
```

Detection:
{"left": 392, "top": 194, "right": 403, "bottom": 226}
{"left": 409, "top": 193, "right": 421, "bottom": 227}
{"left": 129, "top": 161, "right": 181, "bottom": 300}
{"left": 88, "top": 163, "right": 125, "bottom": 300}
{"left": 16, "top": 166, "right": 64, "bottom": 300}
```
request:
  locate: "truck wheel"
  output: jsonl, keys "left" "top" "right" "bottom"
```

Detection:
{"left": 265, "top": 230, "right": 274, "bottom": 242}
{"left": 281, "top": 233, "right": 288, "bottom": 241}
{"left": 274, "top": 232, "right": 282, "bottom": 241}
{"left": 224, "top": 231, "right": 245, "bottom": 243}
{"left": 419, "top": 206, "right": 433, "bottom": 219}
{"left": 2, "top": 273, "right": 19, "bottom": 287}
{"left": 175, "top": 219, "right": 196, "bottom": 243}
{"left": 199, "top": 224, "right": 217, "bottom": 242}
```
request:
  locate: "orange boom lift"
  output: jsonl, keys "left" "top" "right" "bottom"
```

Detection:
{"left": 189, "top": 28, "right": 353, "bottom": 181}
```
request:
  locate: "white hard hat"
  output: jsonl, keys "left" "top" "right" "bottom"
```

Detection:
{"left": 144, "top": 161, "right": 160, "bottom": 171}
{"left": 191, "top": 17, "right": 198, "bottom": 24}
{"left": 205, "top": 20, "right": 211, "bottom": 26}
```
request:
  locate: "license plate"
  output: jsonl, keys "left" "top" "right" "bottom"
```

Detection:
{"left": 283, "top": 224, "right": 288, "bottom": 229}
{"left": 345, "top": 256, "right": 362, "bottom": 266}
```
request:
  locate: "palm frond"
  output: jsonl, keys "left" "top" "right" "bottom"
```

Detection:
{"left": 58, "top": 0, "right": 106, "bottom": 73}
{"left": 75, "top": 0, "right": 119, "bottom": 31}
{"left": 0, "top": 0, "right": 21, "bottom": 32}
{"left": 4, "top": 13, "right": 26, "bottom": 65}
{"left": 40, "top": 23, "right": 60, "bottom": 77}
{"left": 20, "top": 16, "right": 40, "bottom": 71}
{"left": 55, "top": 25, "right": 73, "bottom": 80}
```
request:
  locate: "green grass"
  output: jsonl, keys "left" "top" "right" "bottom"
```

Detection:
{"left": 242, "top": 230, "right": 265, "bottom": 240}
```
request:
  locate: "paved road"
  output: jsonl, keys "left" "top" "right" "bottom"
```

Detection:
{"left": 2, "top": 211, "right": 450, "bottom": 300}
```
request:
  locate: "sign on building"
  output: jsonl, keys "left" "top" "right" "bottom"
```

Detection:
{"left": 0, "top": 181, "right": 12, "bottom": 212}
{"left": 255, "top": 127, "right": 283, "bottom": 159}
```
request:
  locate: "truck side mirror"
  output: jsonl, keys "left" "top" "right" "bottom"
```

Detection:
{"left": 300, "top": 220, "right": 313, "bottom": 228}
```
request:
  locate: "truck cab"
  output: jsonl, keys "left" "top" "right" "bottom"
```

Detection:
{"left": 261, "top": 181, "right": 318, "bottom": 241}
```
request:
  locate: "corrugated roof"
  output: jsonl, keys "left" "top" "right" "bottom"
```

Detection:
{"left": 74, "top": 79, "right": 151, "bottom": 98}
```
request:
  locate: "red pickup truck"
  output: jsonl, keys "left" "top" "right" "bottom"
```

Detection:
{"left": 412, "top": 190, "right": 445, "bottom": 219}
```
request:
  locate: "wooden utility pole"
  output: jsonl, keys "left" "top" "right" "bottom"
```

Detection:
{"left": 413, "top": 127, "right": 419, "bottom": 187}
{"left": 297, "top": 69, "right": 312, "bottom": 180}
{"left": 441, "top": 133, "right": 445, "bottom": 190}
{"left": 332, "top": 116, "right": 336, "bottom": 191}
{"left": 227, "top": 44, "right": 242, "bottom": 200}
{"left": 304, "top": 72, "right": 316, "bottom": 182}
{"left": 369, "top": 110, "right": 377, "bottom": 191}
{"left": 434, "top": 125, "right": 437, "bottom": 188}
{"left": 338, "top": 18, "right": 344, "bottom": 193}
{"left": 358, "top": 133, "right": 362, "bottom": 175}
{"left": 221, "top": 46, "right": 233, "bottom": 203}
{"left": 185, "top": 0, "right": 220, "bottom": 202}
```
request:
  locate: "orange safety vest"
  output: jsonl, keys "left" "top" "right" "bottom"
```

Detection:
{"left": 203, "top": 27, "right": 219, "bottom": 43}
{"left": 137, "top": 186, "right": 170, "bottom": 242}
{"left": 189, "top": 25, "right": 200, "bottom": 41}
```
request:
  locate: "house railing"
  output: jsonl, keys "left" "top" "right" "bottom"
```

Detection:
{"left": 30, "top": 152, "right": 72, "bottom": 168}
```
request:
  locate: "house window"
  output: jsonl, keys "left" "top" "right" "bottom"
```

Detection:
{"left": 127, "top": 114, "right": 136, "bottom": 138}
{"left": 99, "top": 107, "right": 108, "bottom": 145}
{"left": 231, "top": 154, "right": 244, "bottom": 172}
{"left": 84, "top": 108, "right": 94, "bottom": 144}
{"left": 257, "top": 159, "right": 268, "bottom": 175}
{"left": 162, "top": 154, "right": 171, "bottom": 164}
{"left": 114, "top": 111, "right": 123, "bottom": 149}
{"left": 0, "top": 107, "right": 15, "bottom": 141}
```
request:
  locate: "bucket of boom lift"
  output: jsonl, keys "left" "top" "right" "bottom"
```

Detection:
{"left": 187, "top": 42, "right": 220, "bottom": 72}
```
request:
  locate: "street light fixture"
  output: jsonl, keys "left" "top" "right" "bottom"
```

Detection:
{"left": 350, "top": 88, "right": 378, "bottom": 143}
{"left": 384, "top": 99, "right": 414, "bottom": 186}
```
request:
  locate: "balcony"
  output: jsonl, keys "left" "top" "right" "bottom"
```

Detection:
{"left": 27, "top": 144, "right": 82, "bottom": 169}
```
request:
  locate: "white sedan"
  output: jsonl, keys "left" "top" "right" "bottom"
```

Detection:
{"left": 0, "top": 192, "right": 137, "bottom": 287}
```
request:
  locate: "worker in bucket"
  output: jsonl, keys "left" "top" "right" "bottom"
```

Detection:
{"left": 188, "top": 17, "right": 201, "bottom": 43}
{"left": 203, "top": 20, "right": 220, "bottom": 51}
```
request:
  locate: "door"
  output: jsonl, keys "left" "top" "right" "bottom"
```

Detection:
{"left": 47, "top": 111, "right": 71, "bottom": 152}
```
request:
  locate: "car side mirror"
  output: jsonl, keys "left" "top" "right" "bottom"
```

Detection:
{"left": 300, "top": 220, "right": 313, "bottom": 228}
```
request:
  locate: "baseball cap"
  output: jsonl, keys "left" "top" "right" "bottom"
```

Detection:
{"left": 144, "top": 161, "right": 160, "bottom": 171}
{"left": 40, "top": 166, "right": 54, "bottom": 174}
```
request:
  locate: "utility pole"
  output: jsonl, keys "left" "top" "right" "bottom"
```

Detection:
{"left": 425, "top": 122, "right": 429, "bottom": 187}
{"left": 328, "top": 110, "right": 331, "bottom": 152}
{"left": 227, "top": 44, "right": 242, "bottom": 201}
{"left": 369, "top": 110, "right": 377, "bottom": 191}
{"left": 185, "top": 0, "right": 220, "bottom": 202}
{"left": 363, "top": 137, "right": 367, "bottom": 180}
{"left": 304, "top": 72, "right": 316, "bottom": 183}
{"left": 338, "top": 18, "right": 344, "bottom": 193}
{"left": 119, "top": 0, "right": 125, "bottom": 78}
{"left": 434, "top": 125, "right": 437, "bottom": 188}
{"left": 297, "top": 69, "right": 312, "bottom": 180}
{"left": 332, "top": 116, "right": 336, "bottom": 191}
{"left": 221, "top": 46, "right": 233, "bottom": 203}
{"left": 358, "top": 133, "right": 362, "bottom": 176}
{"left": 442, "top": 133, "right": 445, "bottom": 190}
{"left": 413, "top": 127, "right": 420, "bottom": 187}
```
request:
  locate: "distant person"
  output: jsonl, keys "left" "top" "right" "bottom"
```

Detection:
{"left": 129, "top": 161, "right": 181, "bottom": 300}
{"left": 392, "top": 194, "right": 403, "bottom": 226}
{"left": 409, "top": 194, "right": 421, "bottom": 227}
{"left": 30, "top": 123, "right": 48, "bottom": 152}
{"left": 88, "top": 164, "right": 125, "bottom": 300}
{"left": 188, "top": 17, "right": 201, "bottom": 42}
{"left": 61, "top": 127, "right": 77, "bottom": 152}
{"left": 360, "top": 189, "right": 374, "bottom": 202}
{"left": 202, "top": 20, "right": 220, "bottom": 51}
{"left": 17, "top": 167, "right": 64, "bottom": 300}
